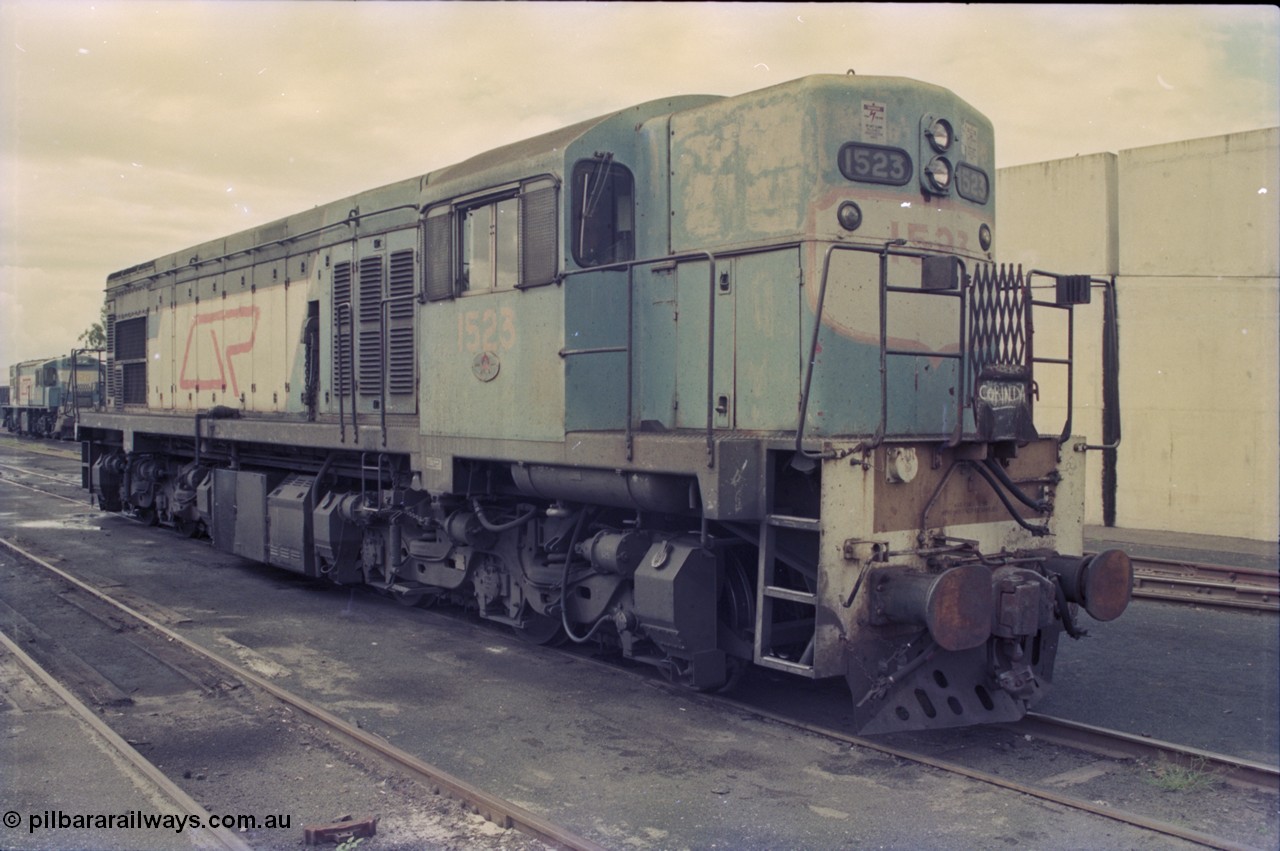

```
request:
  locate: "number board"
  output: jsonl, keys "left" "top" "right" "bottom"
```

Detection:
{"left": 838, "top": 143, "right": 913, "bottom": 186}
{"left": 955, "top": 163, "right": 990, "bottom": 204}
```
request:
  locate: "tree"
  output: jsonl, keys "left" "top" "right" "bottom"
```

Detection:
{"left": 78, "top": 305, "right": 107, "bottom": 350}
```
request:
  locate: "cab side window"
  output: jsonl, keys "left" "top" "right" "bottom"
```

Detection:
{"left": 571, "top": 159, "right": 634, "bottom": 268}
{"left": 460, "top": 196, "right": 519, "bottom": 293}
{"left": 423, "top": 179, "right": 558, "bottom": 302}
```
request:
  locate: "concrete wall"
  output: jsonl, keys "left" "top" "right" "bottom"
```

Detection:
{"left": 998, "top": 128, "right": 1279, "bottom": 541}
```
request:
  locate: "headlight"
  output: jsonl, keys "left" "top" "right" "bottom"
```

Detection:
{"left": 924, "top": 156, "right": 952, "bottom": 193}
{"left": 926, "top": 118, "right": 953, "bottom": 152}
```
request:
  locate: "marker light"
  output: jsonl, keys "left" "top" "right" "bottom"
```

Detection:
{"left": 837, "top": 201, "right": 863, "bottom": 231}
{"left": 979, "top": 223, "right": 993, "bottom": 251}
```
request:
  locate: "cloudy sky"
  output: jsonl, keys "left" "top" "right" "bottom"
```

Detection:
{"left": 1, "top": 2, "right": 1276, "bottom": 367}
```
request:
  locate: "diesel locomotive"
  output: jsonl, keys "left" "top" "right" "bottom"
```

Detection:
{"left": 4, "top": 352, "right": 103, "bottom": 439}
{"left": 79, "top": 74, "right": 1132, "bottom": 734}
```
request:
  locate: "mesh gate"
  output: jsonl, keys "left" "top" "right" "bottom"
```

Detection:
{"left": 969, "top": 263, "right": 1030, "bottom": 384}
{"left": 967, "top": 263, "right": 1035, "bottom": 442}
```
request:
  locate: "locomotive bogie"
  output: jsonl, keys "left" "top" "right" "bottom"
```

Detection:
{"left": 75, "top": 74, "right": 1130, "bottom": 734}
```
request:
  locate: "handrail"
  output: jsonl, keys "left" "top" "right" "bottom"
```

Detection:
{"left": 109, "top": 204, "right": 422, "bottom": 287}
{"left": 334, "top": 301, "right": 356, "bottom": 443}
{"left": 1028, "top": 270, "right": 1076, "bottom": 445}
{"left": 795, "top": 240, "right": 971, "bottom": 460}
{"left": 1027, "top": 271, "right": 1121, "bottom": 451}
{"left": 559, "top": 250, "right": 721, "bottom": 467}
{"left": 1082, "top": 274, "right": 1122, "bottom": 452}
{"left": 68, "top": 347, "right": 106, "bottom": 424}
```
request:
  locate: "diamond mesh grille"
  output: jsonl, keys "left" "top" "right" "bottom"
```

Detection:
{"left": 968, "top": 263, "right": 1030, "bottom": 386}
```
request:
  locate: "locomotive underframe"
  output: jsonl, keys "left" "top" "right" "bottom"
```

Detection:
{"left": 3, "top": 404, "right": 70, "bottom": 438}
{"left": 80, "top": 408, "right": 1125, "bottom": 733}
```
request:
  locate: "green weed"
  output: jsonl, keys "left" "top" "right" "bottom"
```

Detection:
{"left": 1145, "top": 756, "right": 1219, "bottom": 793}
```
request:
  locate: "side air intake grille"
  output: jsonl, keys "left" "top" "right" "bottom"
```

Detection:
{"left": 424, "top": 213, "right": 454, "bottom": 302}
{"left": 387, "top": 249, "right": 416, "bottom": 396}
{"left": 332, "top": 261, "right": 353, "bottom": 397}
{"left": 519, "top": 185, "right": 558, "bottom": 288}
{"left": 358, "top": 256, "right": 383, "bottom": 396}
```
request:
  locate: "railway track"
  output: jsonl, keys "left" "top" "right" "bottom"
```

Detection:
{"left": 8, "top": 532, "right": 1270, "bottom": 851}
{"left": 0, "top": 535, "right": 605, "bottom": 851}
{"left": 1017, "top": 713, "right": 1279, "bottom": 794}
{"left": 1128, "top": 556, "right": 1279, "bottom": 613}
{"left": 15, "top": 528, "right": 1266, "bottom": 849}
{"left": 0, "top": 630, "right": 254, "bottom": 851}
{"left": 2, "top": 444, "right": 1276, "bottom": 849}
{"left": 691, "top": 691, "right": 1278, "bottom": 851}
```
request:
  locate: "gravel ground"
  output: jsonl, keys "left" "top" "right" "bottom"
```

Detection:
{"left": 0, "top": 529, "right": 555, "bottom": 851}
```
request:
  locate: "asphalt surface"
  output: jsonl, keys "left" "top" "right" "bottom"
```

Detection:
{"left": 1036, "top": 597, "right": 1279, "bottom": 763}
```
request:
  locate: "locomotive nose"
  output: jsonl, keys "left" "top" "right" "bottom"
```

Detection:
{"left": 851, "top": 550, "right": 1134, "bottom": 735}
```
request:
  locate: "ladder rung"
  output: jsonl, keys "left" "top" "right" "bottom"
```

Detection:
{"left": 758, "top": 655, "right": 816, "bottom": 676}
{"left": 765, "top": 514, "right": 822, "bottom": 531}
{"left": 763, "top": 585, "right": 817, "bottom": 605}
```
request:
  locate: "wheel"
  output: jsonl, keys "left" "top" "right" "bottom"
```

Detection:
{"left": 713, "top": 547, "right": 756, "bottom": 692}
{"left": 513, "top": 609, "right": 567, "bottom": 646}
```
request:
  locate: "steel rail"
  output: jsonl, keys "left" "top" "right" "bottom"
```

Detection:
{"left": 0, "top": 468, "right": 87, "bottom": 505}
{"left": 0, "top": 461, "right": 81, "bottom": 486}
{"left": 1019, "top": 713, "right": 1279, "bottom": 794}
{"left": 0, "top": 536, "right": 608, "bottom": 851}
{"left": 690, "top": 689, "right": 1269, "bottom": 851}
{"left": 0, "top": 629, "right": 253, "bottom": 851}
{"left": 1126, "top": 555, "right": 1278, "bottom": 613}
{"left": 0, "top": 434, "right": 81, "bottom": 460}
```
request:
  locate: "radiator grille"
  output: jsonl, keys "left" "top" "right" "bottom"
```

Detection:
{"left": 112, "top": 316, "right": 147, "bottom": 407}
{"left": 424, "top": 213, "right": 454, "bottom": 302}
{"left": 387, "top": 249, "right": 416, "bottom": 396}
{"left": 114, "top": 316, "right": 146, "bottom": 361}
{"left": 105, "top": 314, "right": 118, "bottom": 408}
{"left": 358, "top": 256, "right": 383, "bottom": 396}
{"left": 332, "top": 261, "right": 353, "bottom": 396}
{"left": 388, "top": 250, "right": 415, "bottom": 319}
{"left": 358, "top": 255, "right": 383, "bottom": 323}
{"left": 520, "top": 185, "right": 558, "bottom": 288}
{"left": 387, "top": 327, "right": 415, "bottom": 396}
{"left": 120, "top": 363, "right": 147, "bottom": 405}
